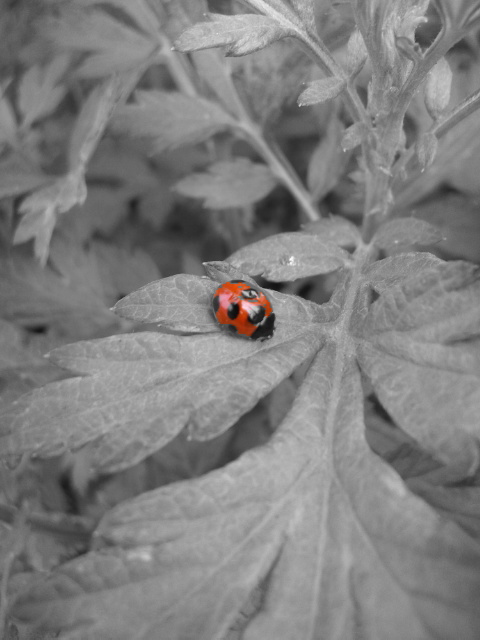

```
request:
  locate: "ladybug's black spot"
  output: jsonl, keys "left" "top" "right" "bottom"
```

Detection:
{"left": 247, "top": 305, "right": 265, "bottom": 325}
{"left": 212, "top": 295, "right": 220, "bottom": 313}
{"left": 227, "top": 302, "right": 240, "bottom": 320}
{"left": 226, "top": 324, "right": 238, "bottom": 335}
{"left": 251, "top": 313, "right": 276, "bottom": 341}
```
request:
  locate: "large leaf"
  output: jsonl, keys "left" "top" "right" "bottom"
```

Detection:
{"left": 174, "top": 158, "right": 277, "bottom": 208}
{"left": 0, "top": 278, "right": 329, "bottom": 473}
{"left": 357, "top": 260, "right": 480, "bottom": 471}
{"left": 12, "top": 350, "right": 480, "bottom": 639}
{"left": 113, "top": 90, "right": 235, "bottom": 154}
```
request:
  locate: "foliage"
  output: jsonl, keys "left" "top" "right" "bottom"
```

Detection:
{"left": 0, "top": 0, "right": 479, "bottom": 638}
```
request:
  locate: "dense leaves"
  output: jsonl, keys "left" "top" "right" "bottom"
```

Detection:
{"left": 2, "top": 0, "right": 480, "bottom": 638}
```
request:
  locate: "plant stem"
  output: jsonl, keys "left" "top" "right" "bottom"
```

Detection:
{"left": 0, "top": 508, "right": 28, "bottom": 635}
{"left": 236, "top": 121, "right": 319, "bottom": 222}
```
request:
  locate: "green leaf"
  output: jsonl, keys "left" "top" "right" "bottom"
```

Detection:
{"left": 302, "top": 215, "right": 360, "bottom": 249}
{"left": 306, "top": 116, "right": 350, "bottom": 200}
{"left": 68, "top": 76, "right": 132, "bottom": 171}
{"left": 12, "top": 352, "right": 480, "bottom": 639}
{"left": 415, "top": 131, "right": 439, "bottom": 171}
{"left": 41, "top": 5, "right": 158, "bottom": 77}
{"left": 113, "top": 90, "right": 235, "bottom": 154}
{"left": 18, "top": 56, "right": 69, "bottom": 128}
{"left": 243, "top": 0, "right": 316, "bottom": 35}
{"left": 79, "top": 0, "right": 161, "bottom": 37}
{"left": 113, "top": 274, "right": 216, "bottom": 330}
{"left": 373, "top": 217, "right": 445, "bottom": 251}
{"left": 175, "top": 13, "right": 294, "bottom": 56}
{"left": 0, "top": 296, "right": 324, "bottom": 471}
{"left": 0, "top": 230, "right": 157, "bottom": 339}
{"left": 424, "top": 57, "right": 452, "bottom": 121}
{"left": 364, "top": 252, "right": 444, "bottom": 293}
{"left": 356, "top": 261, "right": 480, "bottom": 470}
{"left": 227, "top": 231, "right": 351, "bottom": 281}
{"left": 297, "top": 77, "right": 346, "bottom": 107}
{"left": 174, "top": 159, "right": 277, "bottom": 208}
{"left": 14, "top": 168, "right": 87, "bottom": 266}
{"left": 0, "top": 155, "right": 50, "bottom": 200}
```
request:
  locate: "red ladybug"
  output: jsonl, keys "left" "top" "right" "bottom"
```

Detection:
{"left": 212, "top": 280, "right": 276, "bottom": 341}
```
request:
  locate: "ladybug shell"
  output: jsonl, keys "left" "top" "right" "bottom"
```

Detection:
{"left": 212, "top": 280, "right": 275, "bottom": 341}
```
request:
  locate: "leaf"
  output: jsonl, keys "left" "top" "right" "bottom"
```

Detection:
{"left": 364, "top": 252, "right": 444, "bottom": 293}
{"left": 415, "top": 131, "right": 438, "bottom": 171}
{"left": 373, "top": 217, "right": 445, "bottom": 252}
{"left": 14, "top": 168, "right": 87, "bottom": 266}
{"left": 17, "top": 56, "right": 70, "bottom": 128}
{"left": 113, "top": 90, "right": 235, "bottom": 154}
{"left": 341, "top": 121, "right": 365, "bottom": 151}
{"left": 79, "top": 0, "right": 161, "bottom": 37}
{"left": 424, "top": 57, "right": 452, "bottom": 120}
{"left": 41, "top": 5, "right": 158, "bottom": 78}
{"left": 243, "top": 0, "right": 317, "bottom": 35}
{"left": 175, "top": 13, "right": 294, "bottom": 56}
{"left": 306, "top": 115, "right": 349, "bottom": 200}
{"left": 174, "top": 159, "right": 277, "bottom": 208}
{"left": 0, "top": 288, "right": 326, "bottom": 472}
{"left": 0, "top": 154, "right": 50, "bottom": 200}
{"left": 190, "top": 50, "right": 242, "bottom": 116}
{"left": 227, "top": 231, "right": 351, "bottom": 281}
{"left": 68, "top": 76, "right": 133, "bottom": 171}
{"left": 302, "top": 215, "right": 360, "bottom": 249}
{"left": 113, "top": 274, "right": 215, "bottom": 330}
{"left": 356, "top": 261, "right": 480, "bottom": 471}
{"left": 12, "top": 352, "right": 480, "bottom": 639}
{"left": 0, "top": 230, "right": 158, "bottom": 339}
{"left": 297, "top": 77, "right": 346, "bottom": 107}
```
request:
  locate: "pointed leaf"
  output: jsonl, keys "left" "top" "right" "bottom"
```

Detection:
{"left": 42, "top": 6, "right": 157, "bottom": 77}
{"left": 113, "top": 90, "right": 235, "bottom": 154}
{"left": 0, "top": 155, "right": 50, "bottom": 199}
{"left": 373, "top": 217, "right": 445, "bottom": 251}
{"left": 364, "top": 252, "right": 444, "bottom": 293}
{"left": 297, "top": 77, "right": 346, "bottom": 107}
{"left": 302, "top": 215, "right": 360, "bottom": 248}
{"left": 174, "top": 159, "right": 277, "bottom": 208}
{"left": 175, "top": 13, "right": 294, "bottom": 56}
{"left": 228, "top": 231, "right": 351, "bottom": 281}
{"left": 113, "top": 274, "right": 216, "bottom": 330}
{"left": 18, "top": 56, "right": 69, "bottom": 128}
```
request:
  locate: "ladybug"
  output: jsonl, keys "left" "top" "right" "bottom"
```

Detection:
{"left": 212, "top": 279, "right": 276, "bottom": 341}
